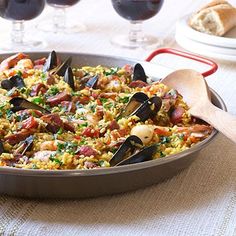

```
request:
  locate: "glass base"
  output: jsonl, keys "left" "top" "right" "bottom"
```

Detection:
{"left": 0, "top": 38, "right": 47, "bottom": 51}
{"left": 36, "top": 20, "right": 86, "bottom": 34}
{"left": 110, "top": 34, "right": 163, "bottom": 49}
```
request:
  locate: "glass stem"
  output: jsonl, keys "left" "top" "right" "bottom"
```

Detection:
{"left": 53, "top": 7, "right": 66, "bottom": 31}
{"left": 11, "top": 21, "right": 24, "bottom": 45}
{"left": 129, "top": 21, "right": 144, "bottom": 42}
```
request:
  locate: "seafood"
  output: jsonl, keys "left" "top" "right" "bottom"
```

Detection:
{"left": 0, "top": 51, "right": 213, "bottom": 170}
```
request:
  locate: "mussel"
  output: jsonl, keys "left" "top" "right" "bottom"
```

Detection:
{"left": 121, "top": 92, "right": 149, "bottom": 117}
{"left": 120, "top": 92, "right": 162, "bottom": 122}
{"left": 1, "top": 75, "right": 25, "bottom": 91}
{"left": 110, "top": 135, "right": 157, "bottom": 166}
{"left": 14, "top": 135, "right": 34, "bottom": 155}
{"left": 53, "top": 56, "right": 72, "bottom": 76}
{"left": 133, "top": 63, "right": 147, "bottom": 83}
{"left": 132, "top": 96, "right": 162, "bottom": 122}
{"left": 43, "top": 50, "right": 57, "bottom": 72}
{"left": 85, "top": 74, "right": 99, "bottom": 89}
{"left": 43, "top": 51, "right": 72, "bottom": 77}
{"left": 10, "top": 97, "right": 50, "bottom": 114}
{"left": 117, "top": 144, "right": 157, "bottom": 166}
{"left": 110, "top": 135, "right": 143, "bottom": 166}
{"left": 0, "top": 141, "right": 5, "bottom": 155}
{"left": 64, "top": 67, "right": 75, "bottom": 90}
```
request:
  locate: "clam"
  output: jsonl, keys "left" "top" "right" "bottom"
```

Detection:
{"left": 110, "top": 135, "right": 157, "bottom": 166}
{"left": 10, "top": 97, "right": 50, "bottom": 114}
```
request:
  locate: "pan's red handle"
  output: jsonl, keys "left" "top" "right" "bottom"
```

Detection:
{"left": 145, "top": 48, "right": 218, "bottom": 77}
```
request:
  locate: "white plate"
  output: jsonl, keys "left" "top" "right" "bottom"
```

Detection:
{"left": 176, "top": 14, "right": 236, "bottom": 48}
{"left": 175, "top": 32, "right": 236, "bottom": 61}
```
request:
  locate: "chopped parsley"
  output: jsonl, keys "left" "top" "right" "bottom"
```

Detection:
{"left": 32, "top": 97, "right": 45, "bottom": 105}
{"left": 17, "top": 71, "right": 23, "bottom": 77}
{"left": 79, "top": 122, "right": 88, "bottom": 128}
{"left": 100, "top": 98, "right": 108, "bottom": 104}
{"left": 41, "top": 73, "right": 47, "bottom": 81}
{"left": 104, "top": 67, "right": 119, "bottom": 76}
{"left": 49, "top": 156, "right": 63, "bottom": 166}
{"left": 46, "top": 86, "right": 59, "bottom": 96}
{"left": 160, "top": 136, "right": 171, "bottom": 144}
{"left": 118, "top": 96, "right": 130, "bottom": 104}
{"left": 6, "top": 109, "right": 13, "bottom": 120}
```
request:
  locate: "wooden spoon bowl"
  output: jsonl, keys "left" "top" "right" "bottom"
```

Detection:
{"left": 162, "top": 69, "right": 236, "bottom": 143}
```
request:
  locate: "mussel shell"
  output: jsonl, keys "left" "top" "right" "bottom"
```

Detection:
{"left": 122, "top": 92, "right": 149, "bottom": 117}
{"left": 10, "top": 97, "right": 50, "bottom": 114}
{"left": 85, "top": 74, "right": 99, "bottom": 88}
{"left": 132, "top": 96, "right": 162, "bottom": 122}
{"left": 64, "top": 67, "right": 75, "bottom": 90}
{"left": 53, "top": 57, "right": 72, "bottom": 76}
{"left": 15, "top": 135, "right": 34, "bottom": 155}
{"left": 1, "top": 79, "right": 13, "bottom": 90}
{"left": 1, "top": 75, "right": 25, "bottom": 91}
{"left": 10, "top": 75, "right": 26, "bottom": 88}
{"left": 0, "top": 141, "right": 4, "bottom": 155}
{"left": 133, "top": 63, "right": 147, "bottom": 82}
{"left": 43, "top": 50, "right": 57, "bottom": 72}
{"left": 116, "top": 144, "right": 158, "bottom": 166}
{"left": 110, "top": 135, "right": 143, "bottom": 167}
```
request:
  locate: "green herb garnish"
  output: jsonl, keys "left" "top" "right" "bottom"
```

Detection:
{"left": 118, "top": 96, "right": 130, "bottom": 104}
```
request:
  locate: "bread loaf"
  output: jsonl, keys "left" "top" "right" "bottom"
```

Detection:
{"left": 189, "top": 0, "right": 236, "bottom": 36}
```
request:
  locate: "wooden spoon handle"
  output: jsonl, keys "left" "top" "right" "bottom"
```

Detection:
{"left": 199, "top": 104, "right": 236, "bottom": 143}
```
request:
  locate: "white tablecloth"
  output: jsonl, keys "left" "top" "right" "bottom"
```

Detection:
{"left": 0, "top": 0, "right": 236, "bottom": 235}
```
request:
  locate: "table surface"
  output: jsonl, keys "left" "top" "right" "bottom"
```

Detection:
{"left": 0, "top": 0, "right": 236, "bottom": 235}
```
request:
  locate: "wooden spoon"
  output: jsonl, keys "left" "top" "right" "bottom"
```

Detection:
{"left": 162, "top": 69, "right": 236, "bottom": 143}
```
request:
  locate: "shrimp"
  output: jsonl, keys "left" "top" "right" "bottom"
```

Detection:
{"left": 177, "top": 124, "right": 213, "bottom": 138}
{"left": 15, "top": 59, "right": 34, "bottom": 70}
{"left": 40, "top": 140, "right": 65, "bottom": 151}
{"left": 0, "top": 53, "right": 28, "bottom": 72}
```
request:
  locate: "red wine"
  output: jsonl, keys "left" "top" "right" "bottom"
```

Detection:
{"left": 0, "top": 0, "right": 45, "bottom": 21}
{"left": 47, "top": 0, "right": 80, "bottom": 7}
{"left": 111, "top": 0, "right": 164, "bottom": 21}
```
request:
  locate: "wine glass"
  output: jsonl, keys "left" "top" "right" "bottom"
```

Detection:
{"left": 0, "top": 0, "right": 46, "bottom": 51}
{"left": 111, "top": 0, "right": 164, "bottom": 49}
{"left": 38, "top": 0, "right": 86, "bottom": 34}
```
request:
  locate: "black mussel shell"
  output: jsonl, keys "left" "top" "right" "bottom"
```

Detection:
{"left": 1, "top": 75, "right": 25, "bottom": 91}
{"left": 15, "top": 135, "right": 34, "bottom": 155}
{"left": 132, "top": 96, "right": 162, "bottom": 122}
{"left": 85, "top": 74, "right": 99, "bottom": 88}
{"left": 0, "top": 141, "right": 5, "bottom": 155}
{"left": 116, "top": 144, "right": 158, "bottom": 166}
{"left": 10, "top": 75, "right": 26, "bottom": 88}
{"left": 10, "top": 97, "right": 50, "bottom": 114}
{"left": 110, "top": 135, "right": 143, "bottom": 167}
{"left": 122, "top": 92, "right": 149, "bottom": 117}
{"left": 133, "top": 63, "right": 147, "bottom": 82}
{"left": 53, "top": 57, "right": 72, "bottom": 76}
{"left": 1, "top": 79, "right": 13, "bottom": 90}
{"left": 64, "top": 67, "right": 75, "bottom": 90}
{"left": 43, "top": 50, "right": 57, "bottom": 72}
